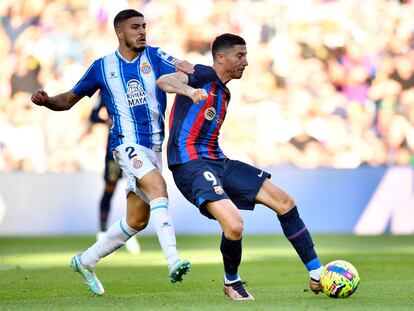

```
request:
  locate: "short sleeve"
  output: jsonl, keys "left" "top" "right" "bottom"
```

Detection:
{"left": 71, "top": 60, "right": 100, "bottom": 98}
{"left": 156, "top": 48, "right": 177, "bottom": 75}
{"left": 187, "top": 65, "right": 214, "bottom": 88}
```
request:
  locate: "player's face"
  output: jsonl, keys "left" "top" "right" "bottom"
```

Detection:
{"left": 118, "top": 16, "right": 147, "bottom": 52}
{"left": 223, "top": 45, "right": 248, "bottom": 79}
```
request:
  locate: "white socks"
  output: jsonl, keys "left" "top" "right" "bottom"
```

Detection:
{"left": 149, "top": 197, "right": 180, "bottom": 269}
{"left": 81, "top": 217, "right": 137, "bottom": 267}
{"left": 224, "top": 274, "right": 241, "bottom": 285}
{"left": 80, "top": 197, "right": 180, "bottom": 270}
{"left": 309, "top": 266, "right": 324, "bottom": 281}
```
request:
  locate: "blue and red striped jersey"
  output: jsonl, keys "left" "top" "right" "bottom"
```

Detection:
{"left": 167, "top": 64, "right": 231, "bottom": 167}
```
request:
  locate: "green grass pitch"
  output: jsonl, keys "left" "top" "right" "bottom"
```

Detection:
{"left": 1, "top": 234, "right": 413, "bottom": 310}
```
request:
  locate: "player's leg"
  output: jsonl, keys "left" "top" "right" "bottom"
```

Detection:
{"left": 71, "top": 194, "right": 149, "bottom": 295}
{"left": 98, "top": 153, "right": 141, "bottom": 253}
{"left": 118, "top": 172, "right": 142, "bottom": 254}
{"left": 115, "top": 143, "right": 189, "bottom": 282}
{"left": 98, "top": 185, "right": 142, "bottom": 254}
{"left": 204, "top": 199, "right": 254, "bottom": 301}
{"left": 222, "top": 159, "right": 322, "bottom": 294}
{"left": 206, "top": 199, "right": 244, "bottom": 281}
{"left": 123, "top": 191, "right": 145, "bottom": 255}
{"left": 172, "top": 158, "right": 253, "bottom": 300}
{"left": 98, "top": 148, "right": 119, "bottom": 233}
{"left": 98, "top": 181, "right": 116, "bottom": 235}
{"left": 255, "top": 179, "right": 323, "bottom": 293}
{"left": 83, "top": 192, "right": 148, "bottom": 266}
{"left": 137, "top": 169, "right": 190, "bottom": 282}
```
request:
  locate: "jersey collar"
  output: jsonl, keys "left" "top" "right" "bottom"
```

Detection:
{"left": 115, "top": 49, "right": 143, "bottom": 64}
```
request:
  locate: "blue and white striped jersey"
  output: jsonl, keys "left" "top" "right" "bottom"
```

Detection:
{"left": 72, "top": 46, "right": 177, "bottom": 152}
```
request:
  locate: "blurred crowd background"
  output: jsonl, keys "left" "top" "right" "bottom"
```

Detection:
{"left": 1, "top": 0, "right": 414, "bottom": 173}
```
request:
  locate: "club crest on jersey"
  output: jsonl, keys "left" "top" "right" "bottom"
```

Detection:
{"left": 214, "top": 186, "right": 224, "bottom": 195}
{"left": 141, "top": 62, "right": 151, "bottom": 74}
{"left": 204, "top": 107, "right": 216, "bottom": 121}
{"left": 131, "top": 158, "right": 143, "bottom": 169}
{"left": 126, "top": 79, "right": 148, "bottom": 107}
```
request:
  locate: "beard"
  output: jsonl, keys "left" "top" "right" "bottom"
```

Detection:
{"left": 125, "top": 39, "right": 145, "bottom": 53}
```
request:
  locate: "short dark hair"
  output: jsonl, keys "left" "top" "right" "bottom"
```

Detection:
{"left": 212, "top": 33, "right": 246, "bottom": 59}
{"left": 113, "top": 9, "right": 144, "bottom": 28}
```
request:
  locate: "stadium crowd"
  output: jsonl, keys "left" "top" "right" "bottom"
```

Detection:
{"left": 0, "top": 0, "right": 413, "bottom": 173}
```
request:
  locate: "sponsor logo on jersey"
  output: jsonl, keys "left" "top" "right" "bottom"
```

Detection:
{"left": 157, "top": 48, "right": 178, "bottom": 64}
{"left": 166, "top": 55, "right": 178, "bottom": 64}
{"left": 132, "top": 158, "right": 143, "bottom": 169}
{"left": 204, "top": 107, "right": 216, "bottom": 121}
{"left": 126, "top": 79, "right": 148, "bottom": 107}
{"left": 214, "top": 186, "right": 224, "bottom": 195}
{"left": 141, "top": 62, "right": 151, "bottom": 74}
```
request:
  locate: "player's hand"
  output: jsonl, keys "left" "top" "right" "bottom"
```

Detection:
{"left": 175, "top": 60, "right": 194, "bottom": 74}
{"left": 309, "top": 278, "right": 322, "bottom": 294}
{"left": 31, "top": 89, "right": 50, "bottom": 106}
{"left": 190, "top": 89, "right": 208, "bottom": 103}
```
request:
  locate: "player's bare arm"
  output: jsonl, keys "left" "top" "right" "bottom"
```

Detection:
{"left": 31, "top": 90, "right": 82, "bottom": 111}
{"left": 157, "top": 72, "right": 207, "bottom": 103}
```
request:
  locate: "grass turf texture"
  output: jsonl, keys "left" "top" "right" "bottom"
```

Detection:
{"left": 1, "top": 235, "right": 413, "bottom": 310}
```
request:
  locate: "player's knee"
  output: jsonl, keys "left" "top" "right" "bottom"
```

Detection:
{"left": 150, "top": 182, "right": 167, "bottom": 196}
{"left": 225, "top": 219, "right": 244, "bottom": 240}
{"left": 278, "top": 194, "right": 296, "bottom": 215}
{"left": 138, "top": 178, "right": 167, "bottom": 199}
{"left": 104, "top": 183, "right": 116, "bottom": 192}
{"left": 126, "top": 213, "right": 149, "bottom": 231}
{"left": 127, "top": 218, "right": 148, "bottom": 231}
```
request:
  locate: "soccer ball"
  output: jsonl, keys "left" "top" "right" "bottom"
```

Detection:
{"left": 320, "top": 260, "right": 360, "bottom": 298}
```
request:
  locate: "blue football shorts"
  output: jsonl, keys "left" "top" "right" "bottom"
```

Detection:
{"left": 171, "top": 158, "right": 270, "bottom": 219}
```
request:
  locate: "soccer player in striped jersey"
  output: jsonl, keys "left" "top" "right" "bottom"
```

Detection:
{"left": 157, "top": 33, "right": 324, "bottom": 301}
{"left": 31, "top": 9, "right": 191, "bottom": 295}
{"left": 90, "top": 95, "right": 141, "bottom": 254}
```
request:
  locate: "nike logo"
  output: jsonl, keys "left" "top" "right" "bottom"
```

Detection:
{"left": 258, "top": 171, "right": 264, "bottom": 177}
{"left": 210, "top": 92, "right": 217, "bottom": 97}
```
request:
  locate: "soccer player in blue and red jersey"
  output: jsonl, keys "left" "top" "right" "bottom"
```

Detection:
{"left": 31, "top": 9, "right": 191, "bottom": 295}
{"left": 157, "top": 33, "right": 324, "bottom": 301}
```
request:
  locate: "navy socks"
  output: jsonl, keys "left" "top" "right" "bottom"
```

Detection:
{"left": 278, "top": 206, "right": 322, "bottom": 271}
{"left": 220, "top": 233, "right": 242, "bottom": 278}
{"left": 99, "top": 190, "right": 114, "bottom": 231}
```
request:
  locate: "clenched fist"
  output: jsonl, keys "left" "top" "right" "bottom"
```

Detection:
{"left": 189, "top": 89, "right": 208, "bottom": 103}
{"left": 31, "top": 89, "right": 50, "bottom": 106}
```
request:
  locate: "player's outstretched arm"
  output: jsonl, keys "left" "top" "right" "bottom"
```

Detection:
{"left": 31, "top": 89, "right": 82, "bottom": 111}
{"left": 157, "top": 72, "right": 207, "bottom": 103}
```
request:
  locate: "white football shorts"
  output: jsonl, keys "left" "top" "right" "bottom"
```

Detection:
{"left": 113, "top": 143, "right": 162, "bottom": 203}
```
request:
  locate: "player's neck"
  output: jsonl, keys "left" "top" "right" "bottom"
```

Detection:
{"left": 212, "top": 65, "right": 231, "bottom": 85}
{"left": 118, "top": 46, "right": 141, "bottom": 62}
